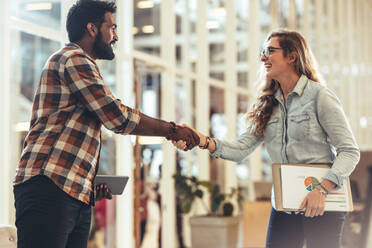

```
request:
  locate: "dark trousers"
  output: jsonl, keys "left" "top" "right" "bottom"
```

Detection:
{"left": 266, "top": 208, "right": 347, "bottom": 248}
{"left": 14, "top": 175, "right": 92, "bottom": 248}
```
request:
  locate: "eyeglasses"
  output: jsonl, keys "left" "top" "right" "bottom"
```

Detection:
{"left": 260, "top": 46, "right": 282, "bottom": 58}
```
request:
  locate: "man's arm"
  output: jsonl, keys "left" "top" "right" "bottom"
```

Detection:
{"left": 132, "top": 113, "right": 200, "bottom": 150}
{"left": 64, "top": 54, "right": 199, "bottom": 149}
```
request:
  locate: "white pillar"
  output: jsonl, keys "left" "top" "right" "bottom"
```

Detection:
{"left": 196, "top": 0, "right": 210, "bottom": 183}
{"left": 0, "top": 0, "right": 11, "bottom": 224}
{"left": 224, "top": 0, "right": 238, "bottom": 195}
{"left": 160, "top": 0, "right": 177, "bottom": 247}
{"left": 115, "top": 0, "right": 136, "bottom": 247}
{"left": 195, "top": 0, "right": 210, "bottom": 217}
{"left": 248, "top": 0, "right": 263, "bottom": 190}
{"left": 180, "top": 0, "right": 193, "bottom": 177}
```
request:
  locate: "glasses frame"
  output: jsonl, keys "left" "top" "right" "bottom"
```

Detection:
{"left": 260, "top": 46, "right": 283, "bottom": 58}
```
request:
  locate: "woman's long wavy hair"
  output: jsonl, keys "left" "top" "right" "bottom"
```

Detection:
{"left": 247, "top": 29, "right": 323, "bottom": 138}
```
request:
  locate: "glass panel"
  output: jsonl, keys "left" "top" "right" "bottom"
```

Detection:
{"left": 134, "top": 60, "right": 163, "bottom": 246}
{"left": 133, "top": 0, "right": 162, "bottom": 56}
{"left": 236, "top": 0, "right": 249, "bottom": 88}
{"left": 175, "top": 0, "right": 197, "bottom": 73}
{"left": 11, "top": 0, "right": 61, "bottom": 30}
{"left": 96, "top": 60, "right": 117, "bottom": 94}
{"left": 10, "top": 30, "right": 61, "bottom": 123}
{"left": 208, "top": 0, "right": 225, "bottom": 81}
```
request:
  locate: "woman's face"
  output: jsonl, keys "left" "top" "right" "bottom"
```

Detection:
{"left": 260, "top": 37, "right": 292, "bottom": 80}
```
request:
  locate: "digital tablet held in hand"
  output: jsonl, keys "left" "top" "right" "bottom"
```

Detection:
{"left": 95, "top": 175, "right": 129, "bottom": 195}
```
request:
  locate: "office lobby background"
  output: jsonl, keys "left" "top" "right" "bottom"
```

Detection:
{"left": 0, "top": 0, "right": 371, "bottom": 247}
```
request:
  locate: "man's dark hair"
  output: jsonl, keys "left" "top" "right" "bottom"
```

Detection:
{"left": 66, "top": 0, "right": 116, "bottom": 42}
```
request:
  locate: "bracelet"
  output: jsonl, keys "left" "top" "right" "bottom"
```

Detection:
{"left": 199, "top": 136, "right": 210, "bottom": 149}
{"left": 166, "top": 121, "right": 177, "bottom": 140}
{"left": 319, "top": 183, "right": 330, "bottom": 194}
{"left": 315, "top": 184, "right": 328, "bottom": 196}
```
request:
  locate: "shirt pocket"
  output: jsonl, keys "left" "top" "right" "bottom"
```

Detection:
{"left": 264, "top": 117, "right": 279, "bottom": 141}
{"left": 288, "top": 114, "right": 310, "bottom": 141}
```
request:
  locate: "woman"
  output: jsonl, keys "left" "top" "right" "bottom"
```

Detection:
{"left": 173, "top": 29, "right": 360, "bottom": 248}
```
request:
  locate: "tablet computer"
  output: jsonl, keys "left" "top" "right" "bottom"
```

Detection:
{"left": 95, "top": 175, "right": 129, "bottom": 195}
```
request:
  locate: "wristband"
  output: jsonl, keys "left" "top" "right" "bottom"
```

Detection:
{"left": 199, "top": 136, "right": 210, "bottom": 149}
{"left": 315, "top": 184, "right": 328, "bottom": 196}
{"left": 319, "top": 183, "right": 330, "bottom": 194}
{"left": 166, "top": 122, "right": 177, "bottom": 140}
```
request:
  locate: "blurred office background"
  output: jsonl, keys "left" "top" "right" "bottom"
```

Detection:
{"left": 0, "top": 0, "right": 371, "bottom": 247}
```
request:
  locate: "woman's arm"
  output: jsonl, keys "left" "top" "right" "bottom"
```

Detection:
{"left": 173, "top": 124, "right": 263, "bottom": 163}
{"left": 300, "top": 87, "right": 360, "bottom": 218}
{"left": 316, "top": 87, "right": 360, "bottom": 186}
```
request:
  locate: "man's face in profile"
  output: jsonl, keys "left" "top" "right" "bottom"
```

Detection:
{"left": 93, "top": 12, "right": 118, "bottom": 60}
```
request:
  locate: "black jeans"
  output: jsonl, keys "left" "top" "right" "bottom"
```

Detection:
{"left": 265, "top": 208, "right": 347, "bottom": 248}
{"left": 14, "top": 175, "right": 92, "bottom": 248}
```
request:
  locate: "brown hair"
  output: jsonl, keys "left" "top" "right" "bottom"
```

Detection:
{"left": 247, "top": 29, "right": 323, "bottom": 138}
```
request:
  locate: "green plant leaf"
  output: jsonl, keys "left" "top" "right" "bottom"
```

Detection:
{"left": 199, "top": 181, "right": 214, "bottom": 192}
{"left": 181, "top": 195, "right": 195, "bottom": 214}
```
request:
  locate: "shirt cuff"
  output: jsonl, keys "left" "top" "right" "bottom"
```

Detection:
{"left": 121, "top": 108, "right": 141, "bottom": 134}
{"left": 209, "top": 138, "right": 223, "bottom": 158}
{"left": 323, "top": 170, "right": 346, "bottom": 187}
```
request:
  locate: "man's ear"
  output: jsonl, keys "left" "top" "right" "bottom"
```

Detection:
{"left": 86, "top": 23, "right": 98, "bottom": 37}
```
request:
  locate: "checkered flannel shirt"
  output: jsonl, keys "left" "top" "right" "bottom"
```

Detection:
{"left": 14, "top": 43, "right": 141, "bottom": 204}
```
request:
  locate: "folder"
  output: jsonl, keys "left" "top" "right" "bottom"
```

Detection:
{"left": 272, "top": 163, "right": 353, "bottom": 212}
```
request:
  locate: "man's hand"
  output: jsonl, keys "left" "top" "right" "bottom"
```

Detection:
{"left": 171, "top": 125, "right": 200, "bottom": 151}
{"left": 95, "top": 184, "right": 112, "bottom": 201}
{"left": 172, "top": 124, "right": 204, "bottom": 151}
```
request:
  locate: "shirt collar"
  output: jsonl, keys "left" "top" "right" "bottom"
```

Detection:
{"left": 291, "top": 74, "right": 308, "bottom": 96}
{"left": 273, "top": 74, "right": 308, "bottom": 102}
{"left": 66, "top": 42, "right": 96, "bottom": 63}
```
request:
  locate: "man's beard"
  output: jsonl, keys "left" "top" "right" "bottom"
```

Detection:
{"left": 93, "top": 31, "right": 115, "bottom": 60}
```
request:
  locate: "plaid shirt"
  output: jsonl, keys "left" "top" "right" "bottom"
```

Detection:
{"left": 14, "top": 43, "right": 141, "bottom": 204}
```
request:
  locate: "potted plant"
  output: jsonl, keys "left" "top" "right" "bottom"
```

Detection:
{"left": 174, "top": 172, "right": 243, "bottom": 248}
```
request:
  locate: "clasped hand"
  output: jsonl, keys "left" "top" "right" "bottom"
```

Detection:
{"left": 169, "top": 124, "right": 200, "bottom": 151}
{"left": 170, "top": 124, "right": 205, "bottom": 151}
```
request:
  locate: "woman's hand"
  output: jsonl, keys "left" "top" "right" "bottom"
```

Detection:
{"left": 299, "top": 188, "right": 325, "bottom": 217}
{"left": 172, "top": 124, "right": 205, "bottom": 151}
{"left": 299, "top": 179, "right": 336, "bottom": 217}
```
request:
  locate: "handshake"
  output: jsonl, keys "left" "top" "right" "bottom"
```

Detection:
{"left": 166, "top": 122, "right": 211, "bottom": 152}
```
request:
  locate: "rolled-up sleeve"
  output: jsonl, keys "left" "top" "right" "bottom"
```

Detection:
{"left": 211, "top": 125, "right": 263, "bottom": 163}
{"left": 317, "top": 87, "right": 360, "bottom": 186}
{"left": 64, "top": 54, "right": 140, "bottom": 134}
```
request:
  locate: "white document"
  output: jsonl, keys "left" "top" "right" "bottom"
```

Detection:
{"left": 280, "top": 165, "right": 351, "bottom": 211}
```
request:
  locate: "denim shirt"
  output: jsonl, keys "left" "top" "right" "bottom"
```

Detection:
{"left": 211, "top": 75, "right": 360, "bottom": 206}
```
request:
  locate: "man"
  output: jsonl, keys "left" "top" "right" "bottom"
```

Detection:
{"left": 13, "top": 1, "right": 199, "bottom": 247}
